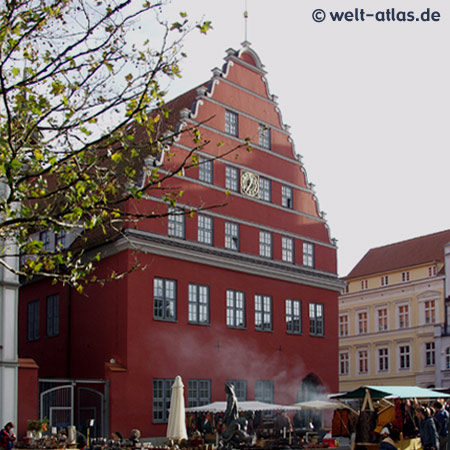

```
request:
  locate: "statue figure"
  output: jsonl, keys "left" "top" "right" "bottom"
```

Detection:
{"left": 221, "top": 384, "right": 253, "bottom": 449}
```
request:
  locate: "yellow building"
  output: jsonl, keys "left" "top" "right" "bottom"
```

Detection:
{"left": 338, "top": 229, "right": 450, "bottom": 392}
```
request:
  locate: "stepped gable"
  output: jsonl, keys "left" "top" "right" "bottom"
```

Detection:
{"left": 345, "top": 228, "right": 450, "bottom": 279}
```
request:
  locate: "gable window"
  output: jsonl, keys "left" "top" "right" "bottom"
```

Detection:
{"left": 188, "top": 284, "right": 209, "bottom": 325}
{"left": 154, "top": 278, "right": 176, "bottom": 321}
{"left": 255, "top": 294, "right": 272, "bottom": 331}
{"left": 259, "top": 231, "right": 272, "bottom": 258}
{"left": 424, "top": 300, "right": 436, "bottom": 324}
{"left": 258, "top": 124, "right": 271, "bottom": 149}
{"left": 399, "top": 344, "right": 411, "bottom": 370}
{"left": 402, "top": 271, "right": 410, "bottom": 282}
{"left": 358, "top": 311, "right": 368, "bottom": 334}
{"left": 428, "top": 266, "right": 437, "bottom": 277}
{"left": 40, "top": 231, "right": 51, "bottom": 251}
{"left": 199, "top": 156, "right": 213, "bottom": 184}
{"left": 27, "top": 300, "right": 40, "bottom": 341}
{"left": 198, "top": 215, "right": 213, "bottom": 245}
{"left": 225, "top": 110, "right": 238, "bottom": 136}
{"left": 303, "top": 242, "right": 314, "bottom": 267}
{"left": 358, "top": 349, "right": 368, "bottom": 374}
{"left": 309, "top": 303, "right": 324, "bottom": 336}
{"left": 226, "top": 290, "right": 245, "bottom": 328}
{"left": 56, "top": 230, "right": 66, "bottom": 248}
{"left": 168, "top": 208, "right": 185, "bottom": 238}
{"left": 377, "top": 307, "right": 388, "bottom": 332}
{"left": 259, "top": 177, "right": 271, "bottom": 202}
{"left": 378, "top": 347, "right": 389, "bottom": 372}
{"left": 282, "top": 236, "right": 294, "bottom": 263}
{"left": 380, "top": 275, "right": 389, "bottom": 286}
{"left": 281, "top": 185, "right": 293, "bottom": 209}
{"left": 153, "top": 378, "right": 174, "bottom": 423}
{"left": 339, "top": 315, "right": 349, "bottom": 337}
{"left": 361, "top": 279, "right": 368, "bottom": 290}
{"left": 398, "top": 304, "right": 409, "bottom": 328}
{"left": 225, "top": 166, "right": 239, "bottom": 192}
{"left": 339, "top": 352, "right": 349, "bottom": 376}
{"left": 226, "top": 380, "right": 247, "bottom": 401}
{"left": 286, "top": 299, "right": 301, "bottom": 334}
{"left": 225, "top": 221, "right": 239, "bottom": 251}
{"left": 188, "top": 379, "right": 211, "bottom": 407}
{"left": 46, "top": 294, "right": 59, "bottom": 337}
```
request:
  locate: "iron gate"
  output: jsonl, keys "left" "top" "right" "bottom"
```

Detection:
{"left": 39, "top": 378, "right": 109, "bottom": 438}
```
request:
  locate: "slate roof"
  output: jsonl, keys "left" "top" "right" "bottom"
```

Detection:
{"left": 345, "top": 229, "right": 450, "bottom": 279}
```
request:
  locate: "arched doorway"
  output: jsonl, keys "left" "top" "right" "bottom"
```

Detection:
{"left": 295, "top": 373, "right": 325, "bottom": 428}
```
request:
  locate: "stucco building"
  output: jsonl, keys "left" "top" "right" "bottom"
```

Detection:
{"left": 338, "top": 229, "right": 450, "bottom": 392}
{"left": 18, "top": 43, "right": 341, "bottom": 437}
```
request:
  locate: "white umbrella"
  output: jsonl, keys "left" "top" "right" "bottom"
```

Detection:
{"left": 166, "top": 376, "right": 188, "bottom": 441}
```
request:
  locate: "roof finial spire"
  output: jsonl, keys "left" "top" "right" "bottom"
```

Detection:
{"left": 244, "top": 0, "right": 248, "bottom": 42}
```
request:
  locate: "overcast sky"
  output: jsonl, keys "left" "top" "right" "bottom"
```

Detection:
{"left": 155, "top": 0, "right": 450, "bottom": 277}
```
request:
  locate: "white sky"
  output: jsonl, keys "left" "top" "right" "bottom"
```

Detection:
{"left": 155, "top": 0, "right": 450, "bottom": 277}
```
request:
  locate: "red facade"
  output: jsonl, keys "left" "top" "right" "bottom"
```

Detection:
{"left": 18, "top": 44, "right": 341, "bottom": 438}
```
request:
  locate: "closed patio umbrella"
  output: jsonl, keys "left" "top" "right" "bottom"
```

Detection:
{"left": 166, "top": 376, "right": 188, "bottom": 441}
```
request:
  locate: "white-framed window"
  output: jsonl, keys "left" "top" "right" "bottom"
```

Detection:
{"left": 188, "top": 379, "right": 211, "bottom": 407}
{"left": 258, "top": 124, "right": 271, "bottom": 149}
{"left": 225, "top": 221, "right": 239, "bottom": 251}
{"left": 309, "top": 303, "right": 324, "bottom": 336}
{"left": 281, "top": 236, "right": 294, "bottom": 263}
{"left": 281, "top": 185, "right": 293, "bottom": 209}
{"left": 339, "top": 314, "right": 349, "bottom": 337}
{"left": 168, "top": 207, "right": 185, "bottom": 238}
{"left": 225, "top": 166, "right": 239, "bottom": 192}
{"left": 398, "top": 304, "right": 409, "bottom": 328}
{"left": 226, "top": 290, "right": 245, "bottom": 329}
{"left": 153, "top": 378, "right": 174, "bottom": 423}
{"left": 402, "top": 271, "right": 410, "bottom": 282}
{"left": 380, "top": 275, "right": 389, "bottom": 286}
{"left": 259, "top": 231, "right": 272, "bottom": 258}
{"left": 377, "top": 307, "right": 388, "bottom": 332}
{"left": 198, "top": 214, "right": 213, "bottom": 245}
{"left": 358, "top": 349, "right": 368, "bottom": 374}
{"left": 303, "top": 242, "right": 314, "bottom": 267}
{"left": 378, "top": 347, "right": 389, "bottom": 372}
{"left": 339, "top": 352, "right": 349, "bottom": 376}
{"left": 357, "top": 311, "right": 368, "bottom": 334}
{"left": 446, "top": 347, "right": 450, "bottom": 369}
{"left": 225, "top": 110, "right": 238, "bottom": 136}
{"left": 259, "top": 177, "right": 271, "bottom": 202}
{"left": 199, "top": 156, "right": 213, "bottom": 183}
{"left": 399, "top": 344, "right": 411, "bottom": 370}
{"left": 286, "top": 299, "right": 301, "bottom": 334}
{"left": 424, "top": 300, "right": 436, "bottom": 324}
{"left": 428, "top": 265, "right": 437, "bottom": 277}
{"left": 255, "top": 294, "right": 272, "bottom": 331}
{"left": 188, "top": 284, "right": 210, "bottom": 325}
{"left": 361, "top": 279, "right": 368, "bottom": 290}
{"left": 154, "top": 278, "right": 177, "bottom": 321}
{"left": 425, "top": 342, "right": 435, "bottom": 366}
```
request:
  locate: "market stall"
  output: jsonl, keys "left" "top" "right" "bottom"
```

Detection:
{"left": 331, "top": 385, "right": 450, "bottom": 450}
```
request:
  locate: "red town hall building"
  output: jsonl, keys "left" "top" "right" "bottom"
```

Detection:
{"left": 18, "top": 43, "right": 342, "bottom": 438}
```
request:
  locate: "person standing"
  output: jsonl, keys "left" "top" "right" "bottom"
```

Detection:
{"left": 434, "top": 401, "right": 449, "bottom": 450}
{"left": 416, "top": 407, "right": 439, "bottom": 450}
{"left": 0, "top": 422, "right": 16, "bottom": 450}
